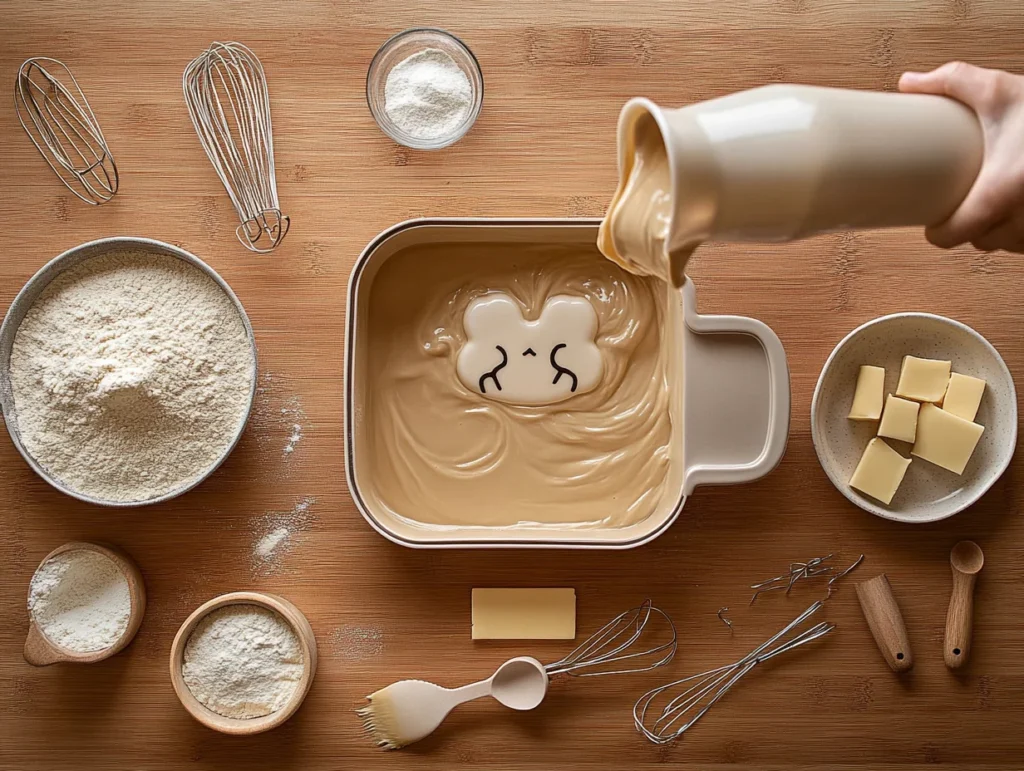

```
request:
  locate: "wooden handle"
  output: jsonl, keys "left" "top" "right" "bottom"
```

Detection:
{"left": 24, "top": 623, "right": 64, "bottom": 667}
{"left": 945, "top": 570, "right": 978, "bottom": 669}
{"left": 856, "top": 574, "right": 913, "bottom": 673}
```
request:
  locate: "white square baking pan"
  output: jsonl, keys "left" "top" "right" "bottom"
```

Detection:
{"left": 345, "top": 219, "right": 789, "bottom": 548}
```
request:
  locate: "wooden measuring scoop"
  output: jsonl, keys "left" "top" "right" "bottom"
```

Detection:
{"left": 24, "top": 541, "right": 146, "bottom": 666}
{"left": 944, "top": 540, "right": 984, "bottom": 670}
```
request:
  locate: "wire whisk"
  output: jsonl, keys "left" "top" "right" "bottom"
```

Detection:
{"left": 15, "top": 58, "right": 118, "bottom": 204}
{"left": 183, "top": 42, "right": 289, "bottom": 253}
{"left": 634, "top": 601, "right": 835, "bottom": 744}
{"left": 546, "top": 600, "right": 677, "bottom": 677}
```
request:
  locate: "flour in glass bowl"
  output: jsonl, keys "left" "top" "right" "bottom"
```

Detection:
{"left": 8, "top": 249, "right": 255, "bottom": 503}
{"left": 384, "top": 48, "right": 473, "bottom": 140}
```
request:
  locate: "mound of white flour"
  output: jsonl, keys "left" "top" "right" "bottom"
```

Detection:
{"left": 183, "top": 604, "right": 304, "bottom": 719}
{"left": 9, "top": 249, "right": 255, "bottom": 502}
{"left": 29, "top": 550, "right": 130, "bottom": 652}
{"left": 384, "top": 47, "right": 472, "bottom": 140}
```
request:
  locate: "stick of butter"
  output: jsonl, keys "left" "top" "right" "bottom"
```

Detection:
{"left": 912, "top": 403, "right": 984, "bottom": 474}
{"left": 942, "top": 373, "right": 986, "bottom": 421}
{"left": 895, "top": 356, "right": 951, "bottom": 403}
{"left": 878, "top": 394, "right": 920, "bottom": 444}
{"left": 849, "top": 365, "right": 885, "bottom": 420}
{"left": 471, "top": 588, "right": 576, "bottom": 640}
{"left": 850, "top": 438, "right": 911, "bottom": 505}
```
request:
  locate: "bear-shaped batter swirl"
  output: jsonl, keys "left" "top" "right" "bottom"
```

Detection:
{"left": 456, "top": 293, "right": 603, "bottom": 405}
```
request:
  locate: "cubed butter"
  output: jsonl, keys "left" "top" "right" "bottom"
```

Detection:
{"left": 849, "top": 365, "right": 885, "bottom": 420}
{"left": 895, "top": 356, "right": 951, "bottom": 402}
{"left": 942, "top": 372, "right": 986, "bottom": 422}
{"left": 877, "top": 394, "right": 920, "bottom": 443}
{"left": 850, "top": 438, "right": 912, "bottom": 505}
{"left": 912, "top": 403, "right": 984, "bottom": 474}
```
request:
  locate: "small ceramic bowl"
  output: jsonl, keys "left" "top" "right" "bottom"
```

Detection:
{"left": 24, "top": 541, "right": 146, "bottom": 666}
{"left": 366, "top": 27, "right": 484, "bottom": 150}
{"left": 812, "top": 313, "right": 1016, "bottom": 523}
{"left": 170, "top": 592, "right": 317, "bottom": 735}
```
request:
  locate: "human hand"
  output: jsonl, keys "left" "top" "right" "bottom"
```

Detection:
{"left": 899, "top": 62, "right": 1024, "bottom": 253}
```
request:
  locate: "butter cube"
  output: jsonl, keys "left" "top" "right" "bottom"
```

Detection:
{"left": 850, "top": 438, "right": 912, "bottom": 504}
{"left": 912, "top": 403, "right": 984, "bottom": 474}
{"left": 877, "top": 394, "right": 920, "bottom": 443}
{"left": 895, "top": 356, "right": 951, "bottom": 402}
{"left": 849, "top": 365, "right": 885, "bottom": 420}
{"left": 942, "top": 373, "right": 986, "bottom": 422}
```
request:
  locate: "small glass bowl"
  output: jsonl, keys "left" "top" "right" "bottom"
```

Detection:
{"left": 366, "top": 28, "right": 484, "bottom": 150}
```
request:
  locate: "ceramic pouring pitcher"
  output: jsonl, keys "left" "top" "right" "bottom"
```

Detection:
{"left": 604, "top": 84, "right": 984, "bottom": 266}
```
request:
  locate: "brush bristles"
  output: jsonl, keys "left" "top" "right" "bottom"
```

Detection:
{"left": 357, "top": 690, "right": 406, "bottom": 750}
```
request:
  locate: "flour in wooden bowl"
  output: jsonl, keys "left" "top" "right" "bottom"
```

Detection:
{"left": 182, "top": 604, "right": 303, "bottom": 719}
{"left": 9, "top": 249, "right": 255, "bottom": 503}
{"left": 28, "top": 550, "right": 130, "bottom": 652}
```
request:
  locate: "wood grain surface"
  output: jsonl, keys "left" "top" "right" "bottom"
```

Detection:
{"left": 3, "top": 1, "right": 1024, "bottom": 769}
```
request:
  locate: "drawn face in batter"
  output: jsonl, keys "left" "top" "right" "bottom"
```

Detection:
{"left": 456, "top": 293, "right": 603, "bottom": 405}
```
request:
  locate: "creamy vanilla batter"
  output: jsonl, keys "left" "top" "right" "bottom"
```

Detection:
{"left": 362, "top": 242, "right": 673, "bottom": 529}
{"left": 598, "top": 112, "right": 688, "bottom": 286}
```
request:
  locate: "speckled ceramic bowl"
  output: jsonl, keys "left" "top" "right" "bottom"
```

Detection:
{"left": 812, "top": 313, "right": 1016, "bottom": 523}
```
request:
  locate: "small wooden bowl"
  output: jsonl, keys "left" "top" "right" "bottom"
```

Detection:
{"left": 169, "top": 591, "right": 317, "bottom": 735}
{"left": 24, "top": 541, "right": 146, "bottom": 666}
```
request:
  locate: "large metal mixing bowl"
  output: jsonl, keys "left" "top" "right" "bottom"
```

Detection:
{"left": 0, "top": 237, "right": 258, "bottom": 507}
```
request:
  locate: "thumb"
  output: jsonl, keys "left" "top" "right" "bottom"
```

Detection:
{"left": 898, "top": 62, "right": 994, "bottom": 107}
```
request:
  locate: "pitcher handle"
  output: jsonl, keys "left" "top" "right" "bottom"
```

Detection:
{"left": 680, "top": 281, "right": 790, "bottom": 494}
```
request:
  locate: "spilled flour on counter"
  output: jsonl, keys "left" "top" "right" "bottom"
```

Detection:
{"left": 280, "top": 394, "right": 305, "bottom": 457}
{"left": 329, "top": 624, "right": 384, "bottom": 661}
{"left": 283, "top": 418, "right": 303, "bottom": 456}
{"left": 28, "top": 550, "right": 130, "bottom": 652}
{"left": 250, "top": 496, "right": 317, "bottom": 574}
{"left": 255, "top": 527, "right": 290, "bottom": 559}
{"left": 252, "top": 371, "right": 307, "bottom": 463}
{"left": 182, "top": 604, "right": 303, "bottom": 719}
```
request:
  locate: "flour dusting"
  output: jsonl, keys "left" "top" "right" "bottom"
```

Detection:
{"left": 283, "top": 421, "right": 303, "bottom": 456}
{"left": 250, "top": 497, "right": 317, "bottom": 574}
{"left": 252, "top": 371, "right": 307, "bottom": 463}
{"left": 329, "top": 624, "right": 384, "bottom": 660}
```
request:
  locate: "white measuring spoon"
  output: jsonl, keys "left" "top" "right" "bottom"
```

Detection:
{"left": 360, "top": 656, "right": 548, "bottom": 748}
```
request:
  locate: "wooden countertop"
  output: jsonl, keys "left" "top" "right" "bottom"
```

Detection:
{"left": 3, "top": 1, "right": 1024, "bottom": 769}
